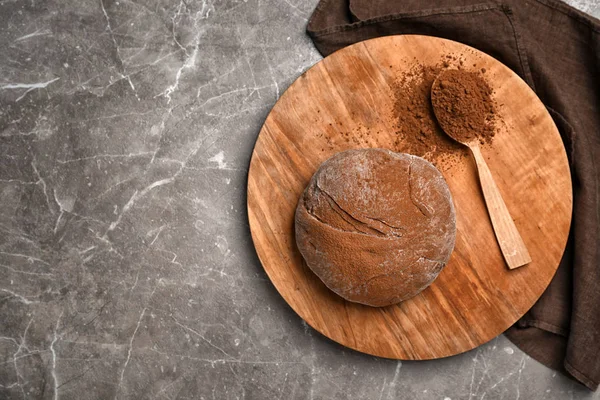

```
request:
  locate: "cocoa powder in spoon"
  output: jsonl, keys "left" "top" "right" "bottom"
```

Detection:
{"left": 430, "top": 69, "right": 497, "bottom": 145}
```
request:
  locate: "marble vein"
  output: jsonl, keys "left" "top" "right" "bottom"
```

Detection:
{"left": 386, "top": 362, "right": 402, "bottom": 399}
{"left": 50, "top": 313, "right": 62, "bottom": 400}
{"left": 115, "top": 308, "right": 146, "bottom": 400}
{"left": 14, "top": 29, "right": 51, "bottom": 42}
{"left": 105, "top": 177, "right": 175, "bottom": 235}
{"left": 0, "top": 289, "right": 39, "bottom": 305}
{"left": 1, "top": 78, "right": 59, "bottom": 101}
{"left": 31, "top": 159, "right": 54, "bottom": 214}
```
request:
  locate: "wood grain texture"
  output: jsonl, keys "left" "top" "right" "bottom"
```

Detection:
{"left": 247, "top": 35, "right": 572, "bottom": 360}
{"left": 469, "top": 143, "right": 532, "bottom": 269}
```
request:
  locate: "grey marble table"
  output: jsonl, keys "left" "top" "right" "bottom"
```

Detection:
{"left": 1, "top": 1, "right": 599, "bottom": 399}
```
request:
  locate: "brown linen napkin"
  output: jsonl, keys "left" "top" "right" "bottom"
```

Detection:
{"left": 306, "top": 0, "right": 600, "bottom": 390}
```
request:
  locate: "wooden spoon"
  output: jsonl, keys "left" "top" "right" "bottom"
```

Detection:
{"left": 431, "top": 71, "right": 531, "bottom": 269}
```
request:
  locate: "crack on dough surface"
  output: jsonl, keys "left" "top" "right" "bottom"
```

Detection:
{"left": 304, "top": 186, "right": 391, "bottom": 238}
{"left": 315, "top": 182, "right": 390, "bottom": 237}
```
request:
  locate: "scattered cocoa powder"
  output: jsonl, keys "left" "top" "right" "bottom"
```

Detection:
{"left": 431, "top": 69, "right": 496, "bottom": 145}
{"left": 391, "top": 63, "right": 466, "bottom": 166}
{"left": 317, "top": 56, "right": 498, "bottom": 170}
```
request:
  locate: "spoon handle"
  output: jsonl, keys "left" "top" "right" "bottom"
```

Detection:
{"left": 469, "top": 144, "right": 532, "bottom": 269}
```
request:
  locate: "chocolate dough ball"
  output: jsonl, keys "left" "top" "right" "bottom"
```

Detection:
{"left": 295, "top": 148, "right": 456, "bottom": 307}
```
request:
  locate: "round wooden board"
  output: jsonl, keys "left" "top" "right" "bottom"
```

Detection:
{"left": 247, "top": 35, "right": 572, "bottom": 360}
